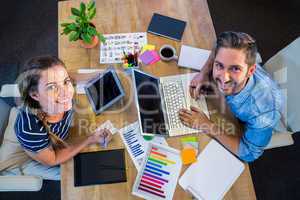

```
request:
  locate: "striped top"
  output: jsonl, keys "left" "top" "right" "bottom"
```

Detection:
{"left": 14, "top": 106, "right": 74, "bottom": 153}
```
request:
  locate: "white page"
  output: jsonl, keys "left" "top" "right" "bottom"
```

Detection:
{"left": 179, "top": 140, "right": 245, "bottom": 200}
{"left": 119, "top": 121, "right": 168, "bottom": 170}
{"left": 99, "top": 32, "right": 147, "bottom": 64}
{"left": 178, "top": 45, "right": 211, "bottom": 71}
{"left": 75, "top": 68, "right": 104, "bottom": 94}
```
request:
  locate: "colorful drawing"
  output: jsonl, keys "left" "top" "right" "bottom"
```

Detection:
{"left": 99, "top": 32, "right": 147, "bottom": 64}
{"left": 119, "top": 122, "right": 167, "bottom": 170}
{"left": 132, "top": 143, "right": 182, "bottom": 200}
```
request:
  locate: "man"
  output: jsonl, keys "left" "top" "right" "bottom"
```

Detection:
{"left": 179, "top": 31, "right": 282, "bottom": 162}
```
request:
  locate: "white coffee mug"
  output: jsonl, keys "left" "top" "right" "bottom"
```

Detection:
{"left": 159, "top": 45, "right": 178, "bottom": 61}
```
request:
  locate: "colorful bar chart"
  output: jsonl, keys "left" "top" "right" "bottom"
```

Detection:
{"left": 132, "top": 143, "right": 182, "bottom": 200}
{"left": 119, "top": 122, "right": 168, "bottom": 170}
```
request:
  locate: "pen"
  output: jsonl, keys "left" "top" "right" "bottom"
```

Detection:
{"left": 103, "top": 129, "right": 109, "bottom": 148}
{"left": 103, "top": 136, "right": 106, "bottom": 148}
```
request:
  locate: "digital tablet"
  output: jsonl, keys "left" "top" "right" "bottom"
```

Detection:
{"left": 84, "top": 68, "right": 125, "bottom": 115}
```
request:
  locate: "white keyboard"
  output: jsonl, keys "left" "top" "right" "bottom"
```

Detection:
{"left": 162, "top": 80, "right": 186, "bottom": 129}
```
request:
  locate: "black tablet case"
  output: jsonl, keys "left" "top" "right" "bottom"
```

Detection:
{"left": 74, "top": 149, "right": 127, "bottom": 187}
{"left": 147, "top": 13, "right": 187, "bottom": 41}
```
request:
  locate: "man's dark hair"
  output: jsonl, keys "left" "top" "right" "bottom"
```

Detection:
{"left": 215, "top": 31, "right": 257, "bottom": 66}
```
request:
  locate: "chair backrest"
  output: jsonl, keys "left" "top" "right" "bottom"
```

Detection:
{"left": 263, "top": 37, "right": 300, "bottom": 132}
{"left": 0, "top": 98, "right": 11, "bottom": 145}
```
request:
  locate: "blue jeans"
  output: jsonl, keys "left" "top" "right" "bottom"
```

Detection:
{"left": 2, "top": 159, "right": 60, "bottom": 181}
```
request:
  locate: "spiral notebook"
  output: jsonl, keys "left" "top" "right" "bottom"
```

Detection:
{"left": 74, "top": 149, "right": 127, "bottom": 187}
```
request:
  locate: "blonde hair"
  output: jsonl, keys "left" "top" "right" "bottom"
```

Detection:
{"left": 17, "top": 55, "right": 69, "bottom": 149}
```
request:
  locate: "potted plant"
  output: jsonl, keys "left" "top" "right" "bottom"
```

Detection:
{"left": 61, "top": 0, "right": 105, "bottom": 48}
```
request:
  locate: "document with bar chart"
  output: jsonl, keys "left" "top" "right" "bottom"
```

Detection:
{"left": 132, "top": 143, "right": 182, "bottom": 200}
{"left": 119, "top": 121, "right": 168, "bottom": 170}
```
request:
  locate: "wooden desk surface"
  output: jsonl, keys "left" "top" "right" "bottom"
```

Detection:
{"left": 58, "top": 0, "right": 256, "bottom": 199}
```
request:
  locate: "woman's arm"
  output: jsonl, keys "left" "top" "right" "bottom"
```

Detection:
{"left": 26, "top": 129, "right": 112, "bottom": 166}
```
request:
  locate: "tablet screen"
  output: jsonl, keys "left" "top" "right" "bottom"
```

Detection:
{"left": 85, "top": 69, "right": 124, "bottom": 114}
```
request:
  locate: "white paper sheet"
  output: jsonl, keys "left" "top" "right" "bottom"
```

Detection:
{"left": 100, "top": 32, "right": 147, "bottom": 64}
{"left": 178, "top": 45, "right": 211, "bottom": 71}
{"left": 119, "top": 121, "right": 168, "bottom": 170}
{"left": 179, "top": 140, "right": 245, "bottom": 200}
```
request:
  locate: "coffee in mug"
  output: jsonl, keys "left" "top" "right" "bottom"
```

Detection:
{"left": 159, "top": 45, "right": 178, "bottom": 61}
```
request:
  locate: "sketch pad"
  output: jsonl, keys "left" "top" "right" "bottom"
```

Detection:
{"left": 179, "top": 140, "right": 245, "bottom": 200}
{"left": 147, "top": 13, "right": 186, "bottom": 41}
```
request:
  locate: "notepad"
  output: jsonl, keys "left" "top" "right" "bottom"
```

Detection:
{"left": 147, "top": 13, "right": 186, "bottom": 41}
{"left": 74, "top": 149, "right": 127, "bottom": 187}
{"left": 179, "top": 140, "right": 245, "bottom": 200}
{"left": 139, "top": 50, "right": 160, "bottom": 65}
{"left": 141, "top": 44, "right": 155, "bottom": 53}
{"left": 178, "top": 45, "right": 211, "bottom": 71}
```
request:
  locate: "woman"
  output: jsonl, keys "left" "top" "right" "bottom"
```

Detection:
{"left": 13, "top": 55, "right": 112, "bottom": 180}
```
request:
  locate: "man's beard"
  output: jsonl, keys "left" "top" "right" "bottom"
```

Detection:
{"left": 214, "top": 77, "right": 248, "bottom": 95}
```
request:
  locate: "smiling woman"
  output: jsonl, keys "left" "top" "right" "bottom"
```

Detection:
{"left": 3, "top": 55, "right": 113, "bottom": 180}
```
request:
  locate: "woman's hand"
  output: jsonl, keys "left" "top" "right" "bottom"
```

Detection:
{"left": 88, "top": 128, "right": 112, "bottom": 146}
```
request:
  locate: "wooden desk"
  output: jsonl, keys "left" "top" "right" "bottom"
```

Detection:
{"left": 58, "top": 0, "right": 256, "bottom": 199}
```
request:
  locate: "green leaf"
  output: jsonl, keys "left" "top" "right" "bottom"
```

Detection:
{"left": 68, "top": 15, "right": 78, "bottom": 20}
{"left": 67, "top": 23, "right": 77, "bottom": 31}
{"left": 69, "top": 31, "right": 80, "bottom": 41}
{"left": 87, "top": 26, "right": 97, "bottom": 36}
{"left": 71, "top": 8, "right": 81, "bottom": 16}
{"left": 81, "top": 33, "right": 92, "bottom": 44}
{"left": 82, "top": 26, "right": 88, "bottom": 34}
{"left": 80, "top": 2, "right": 86, "bottom": 16}
{"left": 88, "top": 7, "right": 96, "bottom": 20}
{"left": 98, "top": 33, "right": 106, "bottom": 43}
{"left": 62, "top": 27, "right": 72, "bottom": 35}
{"left": 60, "top": 23, "right": 70, "bottom": 27}
{"left": 87, "top": 1, "right": 95, "bottom": 10}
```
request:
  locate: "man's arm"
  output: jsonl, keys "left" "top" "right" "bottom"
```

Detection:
{"left": 209, "top": 124, "right": 241, "bottom": 155}
{"left": 200, "top": 50, "right": 215, "bottom": 75}
{"left": 190, "top": 49, "right": 215, "bottom": 98}
{"left": 179, "top": 106, "right": 275, "bottom": 162}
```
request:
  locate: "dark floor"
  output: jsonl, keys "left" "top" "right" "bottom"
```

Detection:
{"left": 1, "top": 0, "right": 300, "bottom": 200}
{"left": 208, "top": 0, "right": 300, "bottom": 63}
{"left": 0, "top": 180, "right": 61, "bottom": 200}
{"left": 0, "top": 0, "right": 58, "bottom": 69}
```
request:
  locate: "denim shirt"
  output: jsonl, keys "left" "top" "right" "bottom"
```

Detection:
{"left": 225, "top": 65, "right": 283, "bottom": 162}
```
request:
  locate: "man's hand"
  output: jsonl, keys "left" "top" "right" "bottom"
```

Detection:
{"left": 189, "top": 73, "right": 216, "bottom": 99}
{"left": 190, "top": 73, "right": 205, "bottom": 99}
{"left": 179, "top": 106, "right": 213, "bottom": 132}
